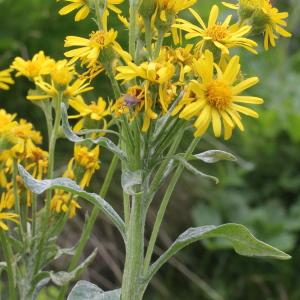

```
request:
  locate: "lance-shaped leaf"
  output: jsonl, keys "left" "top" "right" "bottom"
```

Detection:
{"left": 50, "top": 249, "right": 97, "bottom": 286}
{"left": 32, "top": 250, "right": 97, "bottom": 300}
{"left": 18, "top": 165, "right": 125, "bottom": 239}
{"left": 174, "top": 155, "right": 219, "bottom": 184}
{"left": 67, "top": 281, "right": 121, "bottom": 300}
{"left": 147, "top": 223, "right": 291, "bottom": 283}
{"left": 61, "top": 104, "right": 126, "bottom": 161}
{"left": 193, "top": 150, "right": 237, "bottom": 163}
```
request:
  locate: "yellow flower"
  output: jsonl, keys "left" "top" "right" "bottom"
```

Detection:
{"left": 157, "top": 0, "right": 196, "bottom": 22}
{"left": 260, "top": 1, "right": 291, "bottom": 50}
{"left": 116, "top": 60, "right": 175, "bottom": 84}
{"left": 51, "top": 190, "right": 81, "bottom": 218}
{"left": 27, "top": 77, "right": 93, "bottom": 101}
{"left": 74, "top": 145, "right": 100, "bottom": 188}
{"left": 58, "top": 0, "right": 124, "bottom": 22}
{"left": 58, "top": 0, "right": 90, "bottom": 22}
{"left": 175, "top": 50, "right": 263, "bottom": 139}
{"left": 11, "top": 51, "right": 55, "bottom": 79}
{"left": 116, "top": 60, "right": 175, "bottom": 116}
{"left": 114, "top": 86, "right": 158, "bottom": 132}
{"left": 50, "top": 59, "right": 75, "bottom": 88}
{"left": 69, "top": 96, "right": 111, "bottom": 131}
{"left": 174, "top": 5, "right": 258, "bottom": 54}
{"left": 0, "top": 209, "right": 19, "bottom": 231}
{"left": 222, "top": 1, "right": 291, "bottom": 50}
{"left": 64, "top": 29, "right": 131, "bottom": 67}
{"left": 0, "top": 189, "right": 15, "bottom": 210}
{"left": 158, "top": 45, "right": 193, "bottom": 84}
{"left": 24, "top": 140, "right": 48, "bottom": 180}
{"left": 0, "top": 69, "right": 14, "bottom": 90}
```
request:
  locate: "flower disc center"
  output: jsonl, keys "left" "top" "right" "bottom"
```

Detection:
{"left": 205, "top": 80, "right": 232, "bottom": 110}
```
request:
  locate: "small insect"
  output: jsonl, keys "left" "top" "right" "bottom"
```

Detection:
{"left": 124, "top": 94, "right": 140, "bottom": 107}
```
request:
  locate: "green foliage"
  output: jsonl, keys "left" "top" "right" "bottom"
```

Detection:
{"left": 67, "top": 281, "right": 120, "bottom": 300}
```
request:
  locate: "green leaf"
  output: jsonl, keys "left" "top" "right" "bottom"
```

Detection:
{"left": 50, "top": 249, "right": 97, "bottom": 286}
{"left": 61, "top": 104, "right": 126, "bottom": 161}
{"left": 175, "top": 156, "right": 219, "bottom": 184}
{"left": 147, "top": 223, "right": 291, "bottom": 283}
{"left": 32, "top": 250, "right": 97, "bottom": 299}
{"left": 193, "top": 150, "right": 237, "bottom": 163}
{"left": 121, "top": 169, "right": 142, "bottom": 195}
{"left": 67, "top": 281, "right": 121, "bottom": 300}
{"left": 18, "top": 165, "right": 126, "bottom": 239}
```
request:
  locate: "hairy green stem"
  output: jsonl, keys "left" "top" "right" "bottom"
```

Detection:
{"left": 0, "top": 231, "right": 17, "bottom": 300}
{"left": 145, "top": 128, "right": 185, "bottom": 209}
{"left": 57, "top": 153, "right": 119, "bottom": 300}
{"left": 34, "top": 93, "right": 62, "bottom": 274}
{"left": 121, "top": 194, "right": 144, "bottom": 300}
{"left": 143, "top": 138, "right": 200, "bottom": 274}
{"left": 154, "top": 29, "right": 165, "bottom": 58}
{"left": 12, "top": 159, "right": 24, "bottom": 241}
{"left": 129, "top": 3, "right": 138, "bottom": 58}
{"left": 144, "top": 17, "right": 153, "bottom": 57}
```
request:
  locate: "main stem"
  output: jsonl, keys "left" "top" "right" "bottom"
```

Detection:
{"left": 121, "top": 194, "right": 144, "bottom": 300}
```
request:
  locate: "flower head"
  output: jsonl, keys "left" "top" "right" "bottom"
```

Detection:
{"left": 51, "top": 190, "right": 80, "bottom": 218}
{"left": 64, "top": 29, "right": 130, "bottom": 68}
{"left": 116, "top": 60, "right": 175, "bottom": 84}
{"left": 58, "top": 0, "right": 124, "bottom": 22}
{"left": 11, "top": 51, "right": 55, "bottom": 80}
{"left": 174, "top": 50, "right": 263, "bottom": 139}
{"left": 260, "top": 1, "right": 291, "bottom": 50}
{"left": 74, "top": 145, "right": 100, "bottom": 188}
{"left": 114, "top": 86, "right": 158, "bottom": 132}
{"left": 222, "top": 0, "right": 291, "bottom": 50}
{"left": 174, "top": 5, "right": 258, "bottom": 55}
{"left": 157, "top": 0, "right": 196, "bottom": 23}
{"left": 69, "top": 96, "right": 111, "bottom": 131}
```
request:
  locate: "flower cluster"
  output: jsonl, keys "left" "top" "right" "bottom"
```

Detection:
{"left": 56, "top": 0, "right": 290, "bottom": 139}
{"left": 0, "top": 109, "right": 46, "bottom": 229}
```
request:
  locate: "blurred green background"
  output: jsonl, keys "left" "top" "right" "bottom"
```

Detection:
{"left": 1, "top": 0, "right": 300, "bottom": 299}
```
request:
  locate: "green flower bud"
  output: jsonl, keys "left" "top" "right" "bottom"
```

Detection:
{"left": 139, "top": 0, "right": 156, "bottom": 19}
{"left": 238, "top": 0, "right": 264, "bottom": 20}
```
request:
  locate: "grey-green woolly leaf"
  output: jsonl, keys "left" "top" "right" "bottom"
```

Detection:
{"left": 193, "top": 150, "right": 237, "bottom": 163}
{"left": 175, "top": 156, "right": 219, "bottom": 184}
{"left": 31, "top": 272, "right": 51, "bottom": 300}
{"left": 121, "top": 169, "right": 142, "bottom": 195}
{"left": 18, "top": 165, "right": 125, "bottom": 238}
{"left": 32, "top": 250, "right": 97, "bottom": 299}
{"left": 148, "top": 223, "right": 291, "bottom": 283}
{"left": 61, "top": 104, "right": 126, "bottom": 161}
{"left": 54, "top": 245, "right": 76, "bottom": 260}
{"left": 50, "top": 249, "right": 97, "bottom": 286}
{"left": 68, "top": 281, "right": 103, "bottom": 300}
{"left": 67, "top": 281, "right": 121, "bottom": 300}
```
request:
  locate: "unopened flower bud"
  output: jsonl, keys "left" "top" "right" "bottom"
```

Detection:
{"left": 139, "top": 0, "right": 156, "bottom": 19}
{"left": 238, "top": 0, "right": 264, "bottom": 20}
